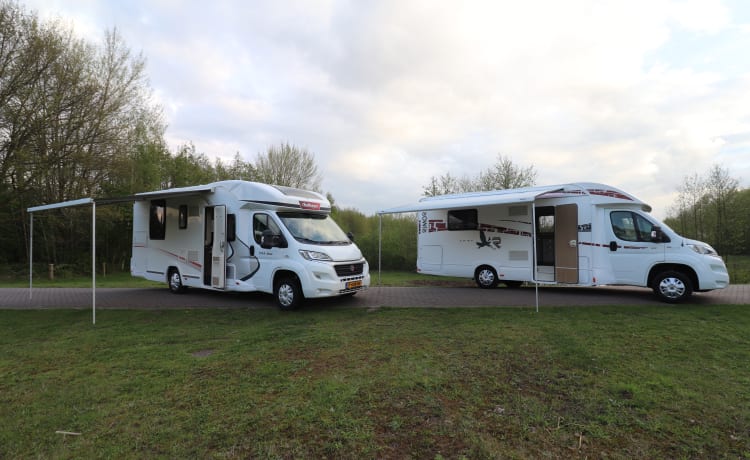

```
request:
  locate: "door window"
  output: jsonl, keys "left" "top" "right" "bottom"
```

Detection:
{"left": 535, "top": 206, "right": 555, "bottom": 266}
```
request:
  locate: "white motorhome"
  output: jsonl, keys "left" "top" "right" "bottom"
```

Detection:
{"left": 131, "top": 180, "right": 369, "bottom": 309}
{"left": 381, "top": 182, "right": 729, "bottom": 302}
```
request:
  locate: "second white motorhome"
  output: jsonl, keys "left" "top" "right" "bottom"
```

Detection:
{"left": 381, "top": 183, "right": 729, "bottom": 302}
{"left": 131, "top": 180, "right": 370, "bottom": 309}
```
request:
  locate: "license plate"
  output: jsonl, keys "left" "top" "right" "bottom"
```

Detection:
{"left": 346, "top": 280, "right": 363, "bottom": 289}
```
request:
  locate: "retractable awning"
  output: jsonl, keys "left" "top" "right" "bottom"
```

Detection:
{"left": 26, "top": 186, "right": 214, "bottom": 324}
{"left": 378, "top": 185, "right": 565, "bottom": 214}
{"left": 376, "top": 184, "right": 571, "bottom": 312}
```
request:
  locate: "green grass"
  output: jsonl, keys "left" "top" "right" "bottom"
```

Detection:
{"left": 0, "top": 271, "right": 163, "bottom": 288}
{"left": 1, "top": 306, "right": 748, "bottom": 458}
{"left": 726, "top": 254, "right": 750, "bottom": 284}
{"left": 372, "top": 270, "right": 473, "bottom": 287}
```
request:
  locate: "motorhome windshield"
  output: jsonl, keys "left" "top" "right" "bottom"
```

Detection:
{"left": 277, "top": 212, "right": 350, "bottom": 245}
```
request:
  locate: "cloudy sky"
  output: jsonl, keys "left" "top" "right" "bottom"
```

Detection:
{"left": 26, "top": 0, "right": 750, "bottom": 217}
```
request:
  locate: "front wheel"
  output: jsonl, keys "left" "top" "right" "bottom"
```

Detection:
{"left": 274, "top": 277, "right": 303, "bottom": 310}
{"left": 475, "top": 265, "right": 499, "bottom": 289}
{"left": 652, "top": 271, "right": 693, "bottom": 303}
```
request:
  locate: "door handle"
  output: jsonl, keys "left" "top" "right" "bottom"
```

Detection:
{"left": 609, "top": 241, "right": 618, "bottom": 251}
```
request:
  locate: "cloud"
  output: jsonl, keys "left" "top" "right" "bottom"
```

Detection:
{"left": 20, "top": 0, "right": 750, "bottom": 218}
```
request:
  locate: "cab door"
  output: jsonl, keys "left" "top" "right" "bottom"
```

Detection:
{"left": 606, "top": 210, "right": 665, "bottom": 286}
{"left": 251, "top": 212, "right": 288, "bottom": 293}
{"left": 211, "top": 205, "right": 227, "bottom": 289}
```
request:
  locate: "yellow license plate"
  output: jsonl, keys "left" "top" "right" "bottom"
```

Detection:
{"left": 346, "top": 280, "right": 363, "bottom": 289}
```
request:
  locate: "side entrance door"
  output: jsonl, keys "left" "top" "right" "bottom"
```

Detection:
{"left": 211, "top": 205, "right": 227, "bottom": 289}
{"left": 554, "top": 204, "right": 579, "bottom": 284}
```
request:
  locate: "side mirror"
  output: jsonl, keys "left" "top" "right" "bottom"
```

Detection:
{"left": 347, "top": 231, "right": 355, "bottom": 242}
{"left": 261, "top": 229, "right": 282, "bottom": 249}
{"left": 650, "top": 226, "right": 669, "bottom": 243}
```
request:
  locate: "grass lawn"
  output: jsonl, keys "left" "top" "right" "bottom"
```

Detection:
{"left": 1, "top": 306, "right": 748, "bottom": 458}
{"left": 0, "top": 271, "right": 163, "bottom": 289}
{"left": 726, "top": 254, "right": 750, "bottom": 284}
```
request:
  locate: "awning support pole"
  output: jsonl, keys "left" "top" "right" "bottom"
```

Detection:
{"left": 378, "top": 214, "right": 382, "bottom": 285}
{"left": 29, "top": 212, "right": 33, "bottom": 300}
{"left": 92, "top": 201, "right": 96, "bottom": 325}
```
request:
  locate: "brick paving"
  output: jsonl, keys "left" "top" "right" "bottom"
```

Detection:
{"left": 1, "top": 284, "right": 747, "bottom": 310}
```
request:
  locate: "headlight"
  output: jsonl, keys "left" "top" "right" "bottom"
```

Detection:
{"left": 687, "top": 244, "right": 718, "bottom": 257}
{"left": 299, "top": 249, "right": 332, "bottom": 261}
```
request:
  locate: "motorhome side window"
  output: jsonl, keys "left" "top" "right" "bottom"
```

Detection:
{"left": 149, "top": 200, "right": 167, "bottom": 240}
{"left": 227, "top": 214, "right": 236, "bottom": 242}
{"left": 253, "top": 214, "right": 281, "bottom": 244}
{"left": 610, "top": 211, "right": 656, "bottom": 242}
{"left": 178, "top": 205, "right": 188, "bottom": 229}
{"left": 447, "top": 209, "right": 478, "bottom": 231}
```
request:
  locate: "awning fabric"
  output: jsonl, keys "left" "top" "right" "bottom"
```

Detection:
{"left": 379, "top": 185, "right": 564, "bottom": 214}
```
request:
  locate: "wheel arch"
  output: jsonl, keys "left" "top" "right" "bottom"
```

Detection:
{"left": 648, "top": 263, "right": 698, "bottom": 290}
{"left": 166, "top": 265, "right": 180, "bottom": 280}
{"left": 273, "top": 269, "right": 301, "bottom": 288}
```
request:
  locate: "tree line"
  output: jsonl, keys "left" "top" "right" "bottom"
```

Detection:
{"left": 0, "top": 2, "right": 328, "bottom": 274}
{"left": 664, "top": 165, "right": 750, "bottom": 258}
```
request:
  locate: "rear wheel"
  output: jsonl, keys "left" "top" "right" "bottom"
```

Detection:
{"left": 652, "top": 271, "right": 692, "bottom": 303}
{"left": 167, "top": 268, "right": 186, "bottom": 294}
{"left": 475, "top": 265, "right": 499, "bottom": 289}
{"left": 274, "top": 276, "right": 303, "bottom": 310}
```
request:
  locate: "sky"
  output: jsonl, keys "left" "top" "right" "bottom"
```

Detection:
{"left": 24, "top": 0, "right": 750, "bottom": 218}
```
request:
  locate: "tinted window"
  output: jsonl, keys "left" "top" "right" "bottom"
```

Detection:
{"left": 227, "top": 214, "right": 236, "bottom": 242}
{"left": 448, "top": 209, "right": 478, "bottom": 231}
{"left": 178, "top": 205, "right": 188, "bottom": 229}
{"left": 149, "top": 200, "right": 166, "bottom": 240}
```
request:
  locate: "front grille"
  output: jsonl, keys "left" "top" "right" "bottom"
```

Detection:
{"left": 335, "top": 263, "right": 364, "bottom": 277}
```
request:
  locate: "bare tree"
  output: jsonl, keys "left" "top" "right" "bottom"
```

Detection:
{"left": 705, "top": 164, "right": 739, "bottom": 255}
{"left": 254, "top": 142, "right": 322, "bottom": 191}
{"left": 478, "top": 154, "right": 537, "bottom": 190}
{"left": 423, "top": 154, "right": 537, "bottom": 196}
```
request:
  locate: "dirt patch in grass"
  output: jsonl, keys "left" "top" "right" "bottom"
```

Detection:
{"left": 191, "top": 349, "right": 214, "bottom": 358}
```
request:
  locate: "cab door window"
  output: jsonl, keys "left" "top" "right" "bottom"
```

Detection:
{"left": 253, "top": 214, "right": 282, "bottom": 244}
{"left": 610, "top": 211, "right": 655, "bottom": 242}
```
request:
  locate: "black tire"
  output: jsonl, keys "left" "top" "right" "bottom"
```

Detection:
{"left": 504, "top": 281, "right": 523, "bottom": 289}
{"left": 167, "top": 268, "right": 186, "bottom": 294}
{"left": 652, "top": 271, "right": 693, "bottom": 303}
{"left": 475, "top": 265, "right": 499, "bottom": 289}
{"left": 274, "top": 276, "right": 303, "bottom": 310}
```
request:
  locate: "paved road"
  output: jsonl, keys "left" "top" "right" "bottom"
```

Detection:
{"left": 1, "top": 284, "right": 748, "bottom": 310}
